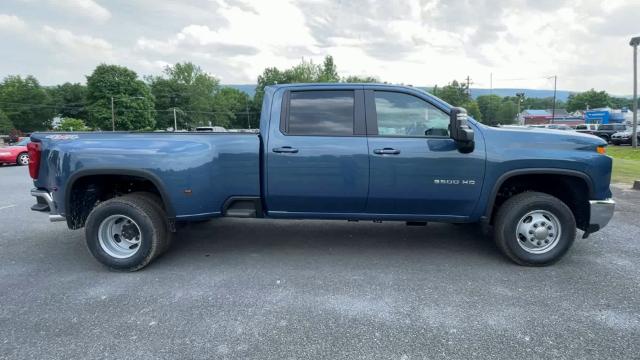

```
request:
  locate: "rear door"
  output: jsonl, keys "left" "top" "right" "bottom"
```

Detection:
{"left": 266, "top": 87, "right": 369, "bottom": 215}
{"left": 364, "top": 88, "right": 485, "bottom": 218}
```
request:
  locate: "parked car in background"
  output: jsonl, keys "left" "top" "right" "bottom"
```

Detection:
{"left": 195, "top": 126, "right": 227, "bottom": 132}
{"left": 611, "top": 128, "right": 640, "bottom": 145}
{"left": 575, "top": 124, "right": 599, "bottom": 135}
{"left": 0, "top": 137, "right": 30, "bottom": 166}
{"left": 527, "top": 124, "right": 574, "bottom": 131}
{"left": 593, "top": 123, "right": 627, "bottom": 142}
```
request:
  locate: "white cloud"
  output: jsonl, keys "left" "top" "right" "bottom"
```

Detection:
{"left": 1, "top": 0, "right": 638, "bottom": 93}
{"left": 0, "top": 13, "right": 27, "bottom": 32}
{"left": 41, "top": 25, "right": 112, "bottom": 57}
{"left": 46, "top": 0, "right": 111, "bottom": 23}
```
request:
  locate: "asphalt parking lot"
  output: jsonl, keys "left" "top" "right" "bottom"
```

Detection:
{"left": 1, "top": 164, "right": 639, "bottom": 359}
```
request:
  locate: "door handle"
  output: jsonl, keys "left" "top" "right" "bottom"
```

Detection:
{"left": 373, "top": 148, "right": 401, "bottom": 155}
{"left": 272, "top": 146, "right": 299, "bottom": 154}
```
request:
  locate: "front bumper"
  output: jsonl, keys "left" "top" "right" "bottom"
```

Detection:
{"left": 30, "top": 188, "right": 65, "bottom": 222}
{"left": 588, "top": 198, "right": 615, "bottom": 232}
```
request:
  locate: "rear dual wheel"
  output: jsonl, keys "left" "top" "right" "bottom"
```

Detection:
{"left": 85, "top": 193, "right": 170, "bottom": 271}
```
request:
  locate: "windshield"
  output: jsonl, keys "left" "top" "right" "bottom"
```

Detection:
{"left": 16, "top": 138, "right": 30, "bottom": 146}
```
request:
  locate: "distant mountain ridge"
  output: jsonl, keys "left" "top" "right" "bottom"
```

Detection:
{"left": 223, "top": 84, "right": 577, "bottom": 101}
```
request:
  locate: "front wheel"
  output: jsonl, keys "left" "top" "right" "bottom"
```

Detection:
{"left": 84, "top": 194, "right": 169, "bottom": 271}
{"left": 493, "top": 192, "right": 576, "bottom": 266}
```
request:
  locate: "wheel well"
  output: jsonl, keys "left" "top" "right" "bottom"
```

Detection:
{"left": 489, "top": 174, "right": 590, "bottom": 231}
{"left": 66, "top": 174, "right": 167, "bottom": 229}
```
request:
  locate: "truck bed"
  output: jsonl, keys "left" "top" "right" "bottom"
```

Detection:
{"left": 30, "top": 132, "right": 261, "bottom": 219}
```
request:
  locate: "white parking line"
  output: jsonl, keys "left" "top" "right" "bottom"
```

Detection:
{"left": 0, "top": 204, "right": 16, "bottom": 210}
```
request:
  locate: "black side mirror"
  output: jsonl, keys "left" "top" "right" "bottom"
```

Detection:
{"left": 449, "top": 107, "right": 474, "bottom": 153}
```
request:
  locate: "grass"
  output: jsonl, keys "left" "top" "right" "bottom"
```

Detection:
{"left": 606, "top": 146, "right": 640, "bottom": 184}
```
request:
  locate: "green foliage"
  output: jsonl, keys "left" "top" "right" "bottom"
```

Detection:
{"left": 432, "top": 80, "right": 469, "bottom": 106}
{"left": 342, "top": 75, "right": 379, "bottom": 83}
{"left": 476, "top": 95, "right": 501, "bottom": 124}
{"left": 0, "top": 75, "right": 54, "bottom": 132}
{"left": 48, "top": 82, "right": 88, "bottom": 121}
{"left": 566, "top": 89, "right": 611, "bottom": 112}
{"left": 461, "top": 100, "right": 482, "bottom": 122}
{"left": 212, "top": 87, "right": 254, "bottom": 128}
{"left": 0, "top": 109, "right": 14, "bottom": 134}
{"left": 86, "top": 64, "right": 155, "bottom": 131}
{"left": 149, "top": 62, "right": 220, "bottom": 130}
{"left": 318, "top": 56, "right": 340, "bottom": 83}
{"left": 57, "top": 117, "right": 88, "bottom": 131}
{"left": 496, "top": 100, "right": 518, "bottom": 125}
{"left": 254, "top": 56, "right": 344, "bottom": 111}
{"left": 476, "top": 95, "right": 518, "bottom": 125}
{"left": 610, "top": 96, "right": 634, "bottom": 109}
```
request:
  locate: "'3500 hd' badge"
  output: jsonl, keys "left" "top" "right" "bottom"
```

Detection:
{"left": 433, "top": 179, "right": 476, "bottom": 185}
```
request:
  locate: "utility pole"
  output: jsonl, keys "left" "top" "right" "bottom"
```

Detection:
{"left": 516, "top": 92, "right": 525, "bottom": 125}
{"left": 173, "top": 108, "right": 177, "bottom": 132}
{"left": 246, "top": 99, "right": 250, "bottom": 129}
{"left": 111, "top": 96, "right": 115, "bottom": 131}
{"left": 631, "top": 36, "right": 640, "bottom": 148}
{"left": 465, "top": 75, "right": 472, "bottom": 97}
{"left": 550, "top": 75, "right": 557, "bottom": 124}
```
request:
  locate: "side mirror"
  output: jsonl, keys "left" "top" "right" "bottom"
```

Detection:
{"left": 449, "top": 107, "right": 475, "bottom": 153}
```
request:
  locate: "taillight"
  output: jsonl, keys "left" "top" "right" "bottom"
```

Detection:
{"left": 27, "top": 142, "right": 41, "bottom": 179}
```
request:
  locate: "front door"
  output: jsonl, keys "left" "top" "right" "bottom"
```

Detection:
{"left": 365, "top": 89, "right": 485, "bottom": 218}
{"left": 266, "top": 88, "right": 369, "bottom": 215}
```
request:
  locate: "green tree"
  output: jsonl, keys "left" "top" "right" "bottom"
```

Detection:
{"left": 86, "top": 64, "right": 155, "bottom": 131}
{"left": 566, "top": 89, "right": 611, "bottom": 112}
{"left": 212, "top": 87, "right": 254, "bottom": 128}
{"left": 149, "top": 62, "right": 219, "bottom": 130}
{"left": 57, "top": 117, "right": 88, "bottom": 131}
{"left": 476, "top": 95, "right": 502, "bottom": 125}
{"left": 0, "top": 75, "right": 54, "bottom": 132}
{"left": 462, "top": 100, "right": 482, "bottom": 122}
{"left": 610, "top": 96, "right": 633, "bottom": 109}
{"left": 254, "top": 56, "right": 346, "bottom": 112}
{"left": 0, "top": 109, "right": 14, "bottom": 134}
{"left": 48, "top": 82, "right": 88, "bottom": 121}
{"left": 343, "top": 75, "right": 379, "bottom": 83}
{"left": 496, "top": 100, "right": 518, "bottom": 125}
{"left": 317, "top": 55, "right": 340, "bottom": 82}
{"left": 435, "top": 80, "right": 469, "bottom": 106}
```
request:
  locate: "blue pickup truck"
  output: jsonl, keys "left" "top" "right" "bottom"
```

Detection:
{"left": 28, "top": 83, "right": 615, "bottom": 271}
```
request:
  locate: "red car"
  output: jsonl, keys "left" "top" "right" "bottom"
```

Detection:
{"left": 0, "top": 138, "right": 30, "bottom": 166}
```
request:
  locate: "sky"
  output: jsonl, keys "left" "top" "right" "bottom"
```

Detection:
{"left": 0, "top": 0, "right": 638, "bottom": 94}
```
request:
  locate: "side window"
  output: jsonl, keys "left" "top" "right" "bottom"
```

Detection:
{"left": 374, "top": 91, "right": 449, "bottom": 137}
{"left": 287, "top": 91, "right": 354, "bottom": 136}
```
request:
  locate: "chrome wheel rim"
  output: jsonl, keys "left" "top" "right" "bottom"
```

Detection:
{"left": 98, "top": 215, "right": 142, "bottom": 259}
{"left": 18, "top": 154, "right": 29, "bottom": 165}
{"left": 515, "top": 210, "right": 561, "bottom": 254}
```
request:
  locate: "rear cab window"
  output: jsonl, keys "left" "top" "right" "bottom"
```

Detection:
{"left": 284, "top": 91, "right": 355, "bottom": 136}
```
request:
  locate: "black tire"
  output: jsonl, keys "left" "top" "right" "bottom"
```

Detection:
{"left": 493, "top": 192, "right": 576, "bottom": 266}
{"left": 125, "top": 192, "right": 173, "bottom": 253}
{"left": 85, "top": 194, "right": 168, "bottom": 271}
{"left": 16, "top": 152, "right": 29, "bottom": 166}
